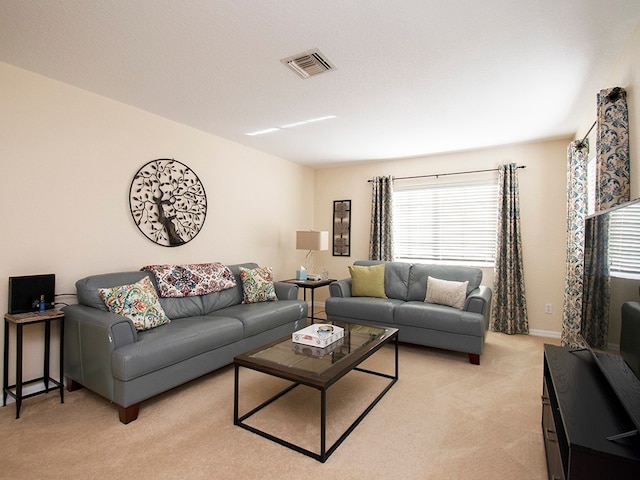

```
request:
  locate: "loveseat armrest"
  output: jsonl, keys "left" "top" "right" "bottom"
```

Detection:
{"left": 274, "top": 281, "right": 299, "bottom": 300}
{"left": 464, "top": 286, "right": 492, "bottom": 330}
{"left": 63, "top": 304, "right": 138, "bottom": 401}
{"left": 329, "top": 279, "right": 352, "bottom": 298}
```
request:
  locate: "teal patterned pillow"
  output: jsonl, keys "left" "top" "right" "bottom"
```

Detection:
{"left": 239, "top": 266, "right": 278, "bottom": 304}
{"left": 98, "top": 276, "right": 170, "bottom": 331}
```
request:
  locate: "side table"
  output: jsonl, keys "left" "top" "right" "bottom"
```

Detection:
{"left": 282, "top": 278, "right": 336, "bottom": 323}
{"left": 3, "top": 309, "right": 65, "bottom": 419}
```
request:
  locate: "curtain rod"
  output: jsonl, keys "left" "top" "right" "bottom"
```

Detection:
{"left": 576, "top": 87, "right": 623, "bottom": 148}
{"left": 367, "top": 165, "right": 526, "bottom": 182}
{"left": 577, "top": 120, "right": 596, "bottom": 148}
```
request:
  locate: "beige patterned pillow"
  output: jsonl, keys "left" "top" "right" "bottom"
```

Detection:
{"left": 425, "top": 276, "right": 468, "bottom": 310}
{"left": 239, "top": 266, "right": 278, "bottom": 303}
{"left": 99, "top": 276, "right": 170, "bottom": 331}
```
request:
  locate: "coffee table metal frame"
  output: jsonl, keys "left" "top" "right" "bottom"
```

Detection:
{"left": 233, "top": 324, "right": 398, "bottom": 463}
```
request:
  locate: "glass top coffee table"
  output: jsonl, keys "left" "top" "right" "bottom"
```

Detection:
{"left": 233, "top": 322, "right": 398, "bottom": 463}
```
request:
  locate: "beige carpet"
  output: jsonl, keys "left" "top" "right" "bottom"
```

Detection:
{"left": 1, "top": 330, "right": 558, "bottom": 479}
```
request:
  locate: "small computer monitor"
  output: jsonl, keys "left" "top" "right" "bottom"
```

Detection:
{"left": 8, "top": 274, "right": 56, "bottom": 314}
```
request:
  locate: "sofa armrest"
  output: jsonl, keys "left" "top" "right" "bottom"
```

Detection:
{"left": 329, "top": 279, "right": 352, "bottom": 298}
{"left": 63, "top": 304, "right": 137, "bottom": 401}
{"left": 274, "top": 281, "right": 299, "bottom": 300}
{"left": 464, "top": 286, "right": 492, "bottom": 330}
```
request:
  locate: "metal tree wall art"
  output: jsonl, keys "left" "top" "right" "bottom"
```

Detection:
{"left": 129, "top": 159, "right": 207, "bottom": 247}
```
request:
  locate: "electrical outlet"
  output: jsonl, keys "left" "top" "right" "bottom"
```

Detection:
{"left": 544, "top": 303, "right": 552, "bottom": 314}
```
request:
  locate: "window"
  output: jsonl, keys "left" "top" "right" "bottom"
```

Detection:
{"left": 393, "top": 180, "right": 499, "bottom": 266}
{"left": 608, "top": 202, "right": 640, "bottom": 279}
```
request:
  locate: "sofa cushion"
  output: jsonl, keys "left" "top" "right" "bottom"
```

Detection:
{"left": 349, "top": 264, "right": 387, "bottom": 298}
{"left": 111, "top": 316, "right": 244, "bottom": 381}
{"left": 394, "top": 302, "right": 486, "bottom": 337}
{"left": 98, "top": 276, "right": 170, "bottom": 331}
{"left": 425, "top": 276, "right": 468, "bottom": 310}
{"left": 325, "top": 296, "right": 403, "bottom": 323}
{"left": 407, "top": 264, "right": 482, "bottom": 301}
{"left": 200, "top": 263, "right": 252, "bottom": 315}
{"left": 77, "top": 271, "right": 153, "bottom": 311}
{"left": 209, "top": 300, "right": 305, "bottom": 337}
{"left": 159, "top": 295, "right": 205, "bottom": 320}
{"left": 239, "top": 266, "right": 278, "bottom": 303}
{"left": 354, "top": 260, "right": 410, "bottom": 300}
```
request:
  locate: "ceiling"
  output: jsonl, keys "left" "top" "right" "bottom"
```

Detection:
{"left": 1, "top": 1, "right": 639, "bottom": 167}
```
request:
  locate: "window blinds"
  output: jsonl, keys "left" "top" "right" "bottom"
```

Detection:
{"left": 608, "top": 204, "right": 640, "bottom": 278}
{"left": 393, "top": 181, "right": 499, "bottom": 265}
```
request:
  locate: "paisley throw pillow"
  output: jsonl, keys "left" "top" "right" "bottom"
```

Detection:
{"left": 98, "top": 276, "right": 170, "bottom": 331}
{"left": 239, "top": 266, "right": 278, "bottom": 304}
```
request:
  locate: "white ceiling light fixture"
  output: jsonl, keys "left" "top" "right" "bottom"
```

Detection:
{"left": 247, "top": 115, "right": 336, "bottom": 136}
{"left": 280, "top": 115, "right": 337, "bottom": 129}
{"left": 281, "top": 48, "right": 336, "bottom": 79}
{"left": 245, "top": 127, "right": 281, "bottom": 136}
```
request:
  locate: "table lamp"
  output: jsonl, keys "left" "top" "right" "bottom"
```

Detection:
{"left": 296, "top": 230, "right": 329, "bottom": 278}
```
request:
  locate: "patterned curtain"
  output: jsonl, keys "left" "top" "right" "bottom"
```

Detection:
{"left": 491, "top": 163, "right": 528, "bottom": 334}
{"left": 580, "top": 87, "right": 630, "bottom": 348}
{"left": 369, "top": 175, "right": 394, "bottom": 261}
{"left": 561, "top": 140, "right": 589, "bottom": 347}
{"left": 581, "top": 214, "right": 610, "bottom": 348}
{"left": 596, "top": 87, "right": 629, "bottom": 211}
{"left": 562, "top": 86, "right": 629, "bottom": 348}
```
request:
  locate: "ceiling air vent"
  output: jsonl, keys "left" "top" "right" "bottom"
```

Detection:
{"left": 281, "top": 48, "right": 336, "bottom": 79}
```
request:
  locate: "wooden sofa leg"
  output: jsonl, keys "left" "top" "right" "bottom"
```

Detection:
{"left": 66, "top": 377, "right": 84, "bottom": 392}
{"left": 119, "top": 403, "right": 140, "bottom": 424}
{"left": 469, "top": 353, "right": 480, "bottom": 365}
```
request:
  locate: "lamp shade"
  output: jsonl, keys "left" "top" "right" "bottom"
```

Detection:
{"left": 296, "top": 231, "right": 329, "bottom": 251}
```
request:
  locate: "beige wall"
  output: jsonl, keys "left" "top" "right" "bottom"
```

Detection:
{"left": 312, "top": 139, "right": 570, "bottom": 336}
{"left": 0, "top": 62, "right": 315, "bottom": 383}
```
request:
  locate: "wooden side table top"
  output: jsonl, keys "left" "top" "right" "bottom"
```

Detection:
{"left": 4, "top": 309, "right": 64, "bottom": 324}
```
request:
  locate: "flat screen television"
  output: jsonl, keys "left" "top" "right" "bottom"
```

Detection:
{"left": 582, "top": 198, "right": 640, "bottom": 438}
{"left": 582, "top": 197, "right": 640, "bottom": 346}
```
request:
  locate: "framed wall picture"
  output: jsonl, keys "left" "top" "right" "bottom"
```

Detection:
{"left": 333, "top": 200, "right": 351, "bottom": 256}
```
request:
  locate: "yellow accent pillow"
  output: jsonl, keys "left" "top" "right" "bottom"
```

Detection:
{"left": 349, "top": 264, "right": 387, "bottom": 298}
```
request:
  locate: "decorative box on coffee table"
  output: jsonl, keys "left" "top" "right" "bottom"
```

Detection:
{"left": 292, "top": 324, "right": 344, "bottom": 348}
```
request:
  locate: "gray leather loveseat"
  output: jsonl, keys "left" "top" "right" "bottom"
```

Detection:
{"left": 325, "top": 260, "right": 492, "bottom": 364}
{"left": 63, "top": 262, "right": 307, "bottom": 423}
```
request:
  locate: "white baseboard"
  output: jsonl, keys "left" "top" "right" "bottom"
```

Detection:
{"left": 526, "top": 329, "right": 620, "bottom": 352}
{"left": 529, "top": 329, "right": 561, "bottom": 339}
{"left": 608, "top": 342, "right": 620, "bottom": 352}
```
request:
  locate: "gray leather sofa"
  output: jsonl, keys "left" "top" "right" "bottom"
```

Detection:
{"left": 325, "top": 260, "right": 492, "bottom": 364}
{"left": 63, "top": 262, "right": 307, "bottom": 423}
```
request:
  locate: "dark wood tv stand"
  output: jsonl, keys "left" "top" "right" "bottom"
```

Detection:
{"left": 542, "top": 344, "right": 640, "bottom": 479}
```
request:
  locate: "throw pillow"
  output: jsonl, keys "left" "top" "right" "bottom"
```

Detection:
{"left": 98, "top": 276, "right": 170, "bottom": 331}
{"left": 425, "top": 276, "right": 468, "bottom": 310}
{"left": 349, "top": 264, "right": 387, "bottom": 298}
{"left": 239, "top": 266, "right": 278, "bottom": 303}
